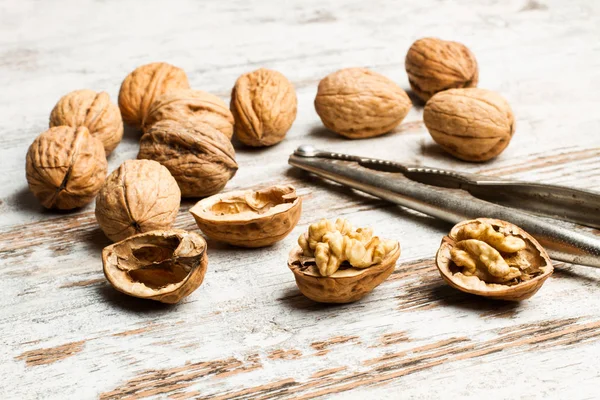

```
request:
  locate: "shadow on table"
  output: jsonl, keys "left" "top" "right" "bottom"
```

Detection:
{"left": 278, "top": 286, "right": 351, "bottom": 312}
{"left": 95, "top": 283, "right": 176, "bottom": 314}
{"left": 429, "top": 284, "right": 522, "bottom": 316}
{"left": 406, "top": 89, "right": 426, "bottom": 109}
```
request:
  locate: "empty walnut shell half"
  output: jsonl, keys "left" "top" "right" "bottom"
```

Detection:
{"left": 50, "top": 89, "right": 124, "bottom": 154}
{"left": 102, "top": 229, "right": 208, "bottom": 304}
{"left": 436, "top": 218, "right": 553, "bottom": 301}
{"left": 189, "top": 185, "right": 301, "bottom": 247}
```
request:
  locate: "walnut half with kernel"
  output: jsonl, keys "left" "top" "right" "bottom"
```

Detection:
{"left": 436, "top": 218, "right": 553, "bottom": 301}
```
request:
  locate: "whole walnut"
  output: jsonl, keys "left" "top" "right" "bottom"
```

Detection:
{"left": 314, "top": 68, "right": 412, "bottom": 139}
{"left": 405, "top": 37, "right": 478, "bottom": 102}
{"left": 95, "top": 159, "right": 181, "bottom": 242}
{"left": 26, "top": 126, "right": 107, "bottom": 210}
{"left": 118, "top": 62, "right": 189, "bottom": 129}
{"left": 142, "top": 89, "right": 234, "bottom": 138}
{"left": 423, "top": 88, "right": 515, "bottom": 162}
{"left": 230, "top": 68, "right": 297, "bottom": 147}
{"left": 49, "top": 89, "right": 124, "bottom": 154}
{"left": 138, "top": 120, "right": 238, "bottom": 198}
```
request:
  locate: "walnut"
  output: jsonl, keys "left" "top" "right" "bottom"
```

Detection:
{"left": 142, "top": 89, "right": 234, "bottom": 138}
{"left": 26, "top": 126, "right": 107, "bottom": 210}
{"left": 314, "top": 68, "right": 412, "bottom": 139}
{"left": 230, "top": 68, "right": 297, "bottom": 147}
{"left": 95, "top": 159, "right": 181, "bottom": 242}
{"left": 102, "top": 229, "right": 208, "bottom": 304}
{"left": 436, "top": 218, "right": 553, "bottom": 301}
{"left": 190, "top": 185, "right": 301, "bottom": 247}
{"left": 118, "top": 62, "right": 189, "bottom": 129}
{"left": 49, "top": 89, "right": 124, "bottom": 154}
{"left": 288, "top": 218, "right": 400, "bottom": 303}
{"left": 423, "top": 88, "right": 515, "bottom": 162}
{"left": 405, "top": 37, "right": 478, "bottom": 102}
{"left": 138, "top": 120, "right": 238, "bottom": 198}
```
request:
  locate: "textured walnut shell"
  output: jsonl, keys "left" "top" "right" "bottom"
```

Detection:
{"left": 142, "top": 89, "right": 234, "bottom": 138}
{"left": 102, "top": 229, "right": 208, "bottom": 304}
{"left": 95, "top": 159, "right": 181, "bottom": 242}
{"left": 405, "top": 37, "right": 479, "bottom": 102}
{"left": 287, "top": 241, "right": 400, "bottom": 303}
{"left": 436, "top": 218, "right": 553, "bottom": 301}
{"left": 190, "top": 185, "right": 301, "bottom": 247}
{"left": 138, "top": 120, "right": 238, "bottom": 198}
{"left": 26, "top": 126, "right": 107, "bottom": 210}
{"left": 314, "top": 68, "right": 412, "bottom": 139}
{"left": 424, "top": 88, "right": 515, "bottom": 162}
{"left": 230, "top": 68, "right": 297, "bottom": 147}
{"left": 118, "top": 62, "right": 189, "bottom": 129}
{"left": 49, "top": 89, "right": 124, "bottom": 154}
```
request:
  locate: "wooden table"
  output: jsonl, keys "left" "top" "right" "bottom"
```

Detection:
{"left": 2, "top": 0, "right": 600, "bottom": 398}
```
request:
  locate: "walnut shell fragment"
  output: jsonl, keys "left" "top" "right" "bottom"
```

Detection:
{"left": 190, "top": 185, "right": 301, "bottom": 247}
{"left": 118, "top": 62, "right": 190, "bottom": 129}
{"left": 436, "top": 218, "right": 553, "bottom": 301}
{"left": 142, "top": 89, "right": 234, "bottom": 138}
{"left": 26, "top": 126, "right": 107, "bottom": 210}
{"left": 50, "top": 89, "right": 124, "bottom": 154}
{"left": 424, "top": 88, "right": 515, "bottom": 162}
{"left": 314, "top": 68, "right": 411, "bottom": 139}
{"left": 405, "top": 37, "right": 479, "bottom": 102}
{"left": 102, "top": 229, "right": 208, "bottom": 304}
{"left": 138, "top": 120, "right": 238, "bottom": 198}
{"left": 95, "top": 159, "right": 181, "bottom": 242}
{"left": 230, "top": 68, "right": 297, "bottom": 147}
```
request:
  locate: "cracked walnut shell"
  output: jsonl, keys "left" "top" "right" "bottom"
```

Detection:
{"left": 49, "top": 89, "right": 124, "bottom": 154}
{"left": 26, "top": 126, "right": 107, "bottom": 210}
{"left": 118, "top": 62, "right": 189, "bottom": 129}
{"left": 230, "top": 68, "right": 297, "bottom": 147}
{"left": 103, "top": 229, "right": 208, "bottom": 304}
{"left": 436, "top": 218, "right": 553, "bottom": 301}
{"left": 190, "top": 185, "right": 301, "bottom": 247}
{"left": 95, "top": 159, "right": 181, "bottom": 242}
{"left": 289, "top": 218, "right": 400, "bottom": 303}
{"left": 314, "top": 68, "right": 412, "bottom": 139}
{"left": 405, "top": 37, "right": 478, "bottom": 102}
{"left": 424, "top": 88, "right": 515, "bottom": 162}
{"left": 142, "top": 89, "right": 234, "bottom": 138}
{"left": 138, "top": 120, "right": 238, "bottom": 198}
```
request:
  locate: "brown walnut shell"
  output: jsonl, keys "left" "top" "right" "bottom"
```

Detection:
{"left": 142, "top": 89, "right": 234, "bottom": 138}
{"left": 314, "top": 68, "right": 412, "bottom": 139}
{"left": 287, "top": 241, "right": 400, "bottom": 303}
{"left": 102, "top": 229, "right": 208, "bottom": 304}
{"left": 190, "top": 185, "right": 301, "bottom": 247}
{"left": 230, "top": 68, "right": 297, "bottom": 147}
{"left": 95, "top": 159, "right": 181, "bottom": 242}
{"left": 405, "top": 37, "right": 479, "bottom": 102}
{"left": 436, "top": 218, "right": 553, "bottom": 301}
{"left": 49, "top": 89, "right": 124, "bottom": 154}
{"left": 138, "top": 120, "right": 238, "bottom": 198}
{"left": 118, "top": 62, "right": 189, "bottom": 129}
{"left": 423, "top": 88, "right": 515, "bottom": 162}
{"left": 26, "top": 126, "right": 107, "bottom": 210}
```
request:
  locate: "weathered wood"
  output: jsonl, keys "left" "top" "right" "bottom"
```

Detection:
{"left": 1, "top": 0, "right": 600, "bottom": 398}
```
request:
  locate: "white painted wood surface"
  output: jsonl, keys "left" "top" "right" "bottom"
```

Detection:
{"left": 1, "top": 0, "right": 600, "bottom": 398}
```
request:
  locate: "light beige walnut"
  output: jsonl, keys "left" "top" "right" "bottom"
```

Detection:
{"left": 26, "top": 126, "right": 107, "bottom": 210}
{"left": 190, "top": 185, "right": 301, "bottom": 247}
{"left": 103, "top": 229, "right": 208, "bottom": 304}
{"left": 95, "top": 159, "right": 181, "bottom": 242}
{"left": 289, "top": 218, "right": 400, "bottom": 303}
{"left": 142, "top": 89, "right": 234, "bottom": 138}
{"left": 49, "top": 89, "right": 124, "bottom": 154}
{"left": 314, "top": 68, "right": 412, "bottom": 139}
{"left": 405, "top": 37, "right": 478, "bottom": 102}
{"left": 230, "top": 68, "right": 297, "bottom": 147}
{"left": 118, "top": 62, "right": 189, "bottom": 129}
{"left": 436, "top": 218, "right": 553, "bottom": 301}
{"left": 423, "top": 88, "right": 515, "bottom": 162}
